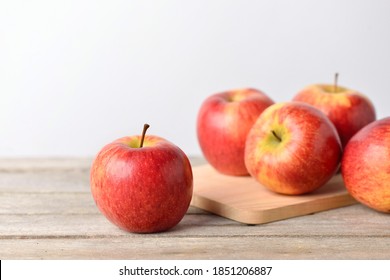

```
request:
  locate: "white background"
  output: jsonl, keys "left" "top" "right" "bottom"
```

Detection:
{"left": 1, "top": 0, "right": 390, "bottom": 157}
{"left": 2, "top": 260, "right": 389, "bottom": 280}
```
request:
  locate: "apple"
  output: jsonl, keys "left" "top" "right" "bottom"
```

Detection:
{"left": 90, "top": 124, "right": 193, "bottom": 233}
{"left": 244, "top": 102, "right": 342, "bottom": 195}
{"left": 292, "top": 74, "right": 376, "bottom": 147}
{"left": 341, "top": 117, "right": 390, "bottom": 213}
{"left": 197, "top": 88, "right": 274, "bottom": 176}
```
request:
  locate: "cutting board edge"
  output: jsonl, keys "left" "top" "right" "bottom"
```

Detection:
{"left": 191, "top": 163, "right": 359, "bottom": 224}
{"left": 191, "top": 190, "right": 358, "bottom": 225}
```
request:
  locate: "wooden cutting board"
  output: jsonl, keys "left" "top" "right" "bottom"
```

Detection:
{"left": 190, "top": 164, "right": 357, "bottom": 224}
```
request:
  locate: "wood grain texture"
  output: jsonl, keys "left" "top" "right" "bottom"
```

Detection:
{"left": 191, "top": 164, "right": 357, "bottom": 224}
{"left": 0, "top": 157, "right": 389, "bottom": 260}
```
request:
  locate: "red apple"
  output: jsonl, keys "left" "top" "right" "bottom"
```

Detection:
{"left": 341, "top": 118, "right": 390, "bottom": 213}
{"left": 244, "top": 102, "right": 342, "bottom": 195}
{"left": 292, "top": 75, "right": 376, "bottom": 147}
{"left": 90, "top": 124, "right": 193, "bottom": 233}
{"left": 197, "top": 88, "right": 274, "bottom": 176}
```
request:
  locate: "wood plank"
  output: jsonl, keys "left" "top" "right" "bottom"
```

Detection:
{"left": 0, "top": 193, "right": 97, "bottom": 214}
{"left": 0, "top": 157, "right": 205, "bottom": 193}
{"left": 1, "top": 205, "right": 388, "bottom": 238}
{"left": 0, "top": 192, "right": 206, "bottom": 215}
{"left": 0, "top": 157, "right": 206, "bottom": 171}
{"left": 1, "top": 157, "right": 388, "bottom": 260}
{"left": 0, "top": 158, "right": 92, "bottom": 171}
{"left": 0, "top": 170, "right": 90, "bottom": 193}
{"left": 191, "top": 164, "right": 357, "bottom": 224}
{"left": 1, "top": 235, "right": 389, "bottom": 260}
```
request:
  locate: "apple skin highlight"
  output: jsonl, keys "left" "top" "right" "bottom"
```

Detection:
{"left": 90, "top": 135, "right": 193, "bottom": 233}
{"left": 244, "top": 102, "right": 342, "bottom": 195}
{"left": 293, "top": 84, "right": 376, "bottom": 147}
{"left": 197, "top": 88, "right": 274, "bottom": 176}
{"left": 341, "top": 117, "right": 390, "bottom": 213}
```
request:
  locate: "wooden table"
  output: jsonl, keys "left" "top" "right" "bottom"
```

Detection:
{"left": 1, "top": 157, "right": 389, "bottom": 260}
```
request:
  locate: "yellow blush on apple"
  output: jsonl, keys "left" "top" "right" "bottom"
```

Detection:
{"left": 292, "top": 74, "right": 376, "bottom": 147}
{"left": 245, "top": 102, "right": 342, "bottom": 195}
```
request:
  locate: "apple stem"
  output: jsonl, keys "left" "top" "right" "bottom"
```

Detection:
{"left": 334, "top": 72, "right": 339, "bottom": 93}
{"left": 139, "top": 123, "right": 150, "bottom": 148}
{"left": 271, "top": 130, "right": 282, "bottom": 142}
